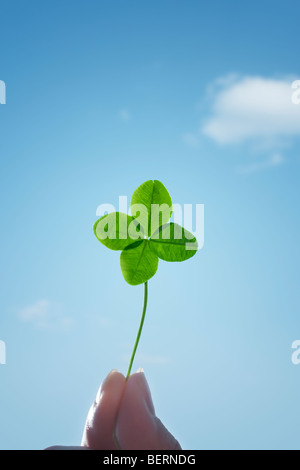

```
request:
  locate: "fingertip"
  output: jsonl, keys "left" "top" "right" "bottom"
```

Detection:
{"left": 126, "top": 369, "right": 155, "bottom": 415}
{"left": 116, "top": 369, "right": 180, "bottom": 450}
{"left": 81, "top": 369, "right": 126, "bottom": 450}
{"left": 95, "top": 369, "right": 125, "bottom": 403}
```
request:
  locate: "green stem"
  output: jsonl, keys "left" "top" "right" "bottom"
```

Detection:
{"left": 126, "top": 281, "right": 148, "bottom": 380}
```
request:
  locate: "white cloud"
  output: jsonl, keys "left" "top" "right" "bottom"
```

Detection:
{"left": 18, "top": 299, "right": 73, "bottom": 331}
{"left": 202, "top": 75, "right": 300, "bottom": 144}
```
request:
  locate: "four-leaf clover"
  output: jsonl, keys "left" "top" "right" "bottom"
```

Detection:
{"left": 93, "top": 180, "right": 198, "bottom": 379}
{"left": 93, "top": 180, "right": 198, "bottom": 286}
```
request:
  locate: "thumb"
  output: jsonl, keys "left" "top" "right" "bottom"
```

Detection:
{"left": 115, "top": 369, "right": 181, "bottom": 450}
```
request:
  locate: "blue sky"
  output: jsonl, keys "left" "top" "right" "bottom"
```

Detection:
{"left": 0, "top": 0, "right": 300, "bottom": 450}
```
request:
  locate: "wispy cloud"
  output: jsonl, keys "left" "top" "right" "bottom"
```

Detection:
{"left": 236, "top": 153, "right": 285, "bottom": 175}
{"left": 182, "top": 132, "right": 199, "bottom": 148}
{"left": 18, "top": 300, "right": 73, "bottom": 331}
{"left": 118, "top": 108, "right": 131, "bottom": 122}
{"left": 202, "top": 75, "right": 300, "bottom": 145}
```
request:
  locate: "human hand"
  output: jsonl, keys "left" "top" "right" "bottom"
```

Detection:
{"left": 47, "top": 369, "right": 181, "bottom": 450}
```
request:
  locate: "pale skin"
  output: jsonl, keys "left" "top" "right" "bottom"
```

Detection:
{"left": 47, "top": 369, "right": 181, "bottom": 450}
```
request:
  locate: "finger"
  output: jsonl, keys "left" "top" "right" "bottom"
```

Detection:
{"left": 115, "top": 369, "right": 181, "bottom": 450}
{"left": 81, "top": 369, "right": 126, "bottom": 450}
{"left": 46, "top": 446, "right": 89, "bottom": 450}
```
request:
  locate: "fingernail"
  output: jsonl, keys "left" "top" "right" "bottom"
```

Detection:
{"left": 134, "top": 369, "right": 155, "bottom": 415}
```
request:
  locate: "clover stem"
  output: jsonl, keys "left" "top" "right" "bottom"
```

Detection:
{"left": 126, "top": 281, "right": 148, "bottom": 380}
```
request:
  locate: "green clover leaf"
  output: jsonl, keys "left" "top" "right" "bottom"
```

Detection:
{"left": 93, "top": 212, "right": 140, "bottom": 251}
{"left": 131, "top": 179, "right": 173, "bottom": 237}
{"left": 93, "top": 180, "right": 198, "bottom": 378}
{"left": 120, "top": 240, "right": 159, "bottom": 286}
{"left": 149, "top": 222, "right": 198, "bottom": 261}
